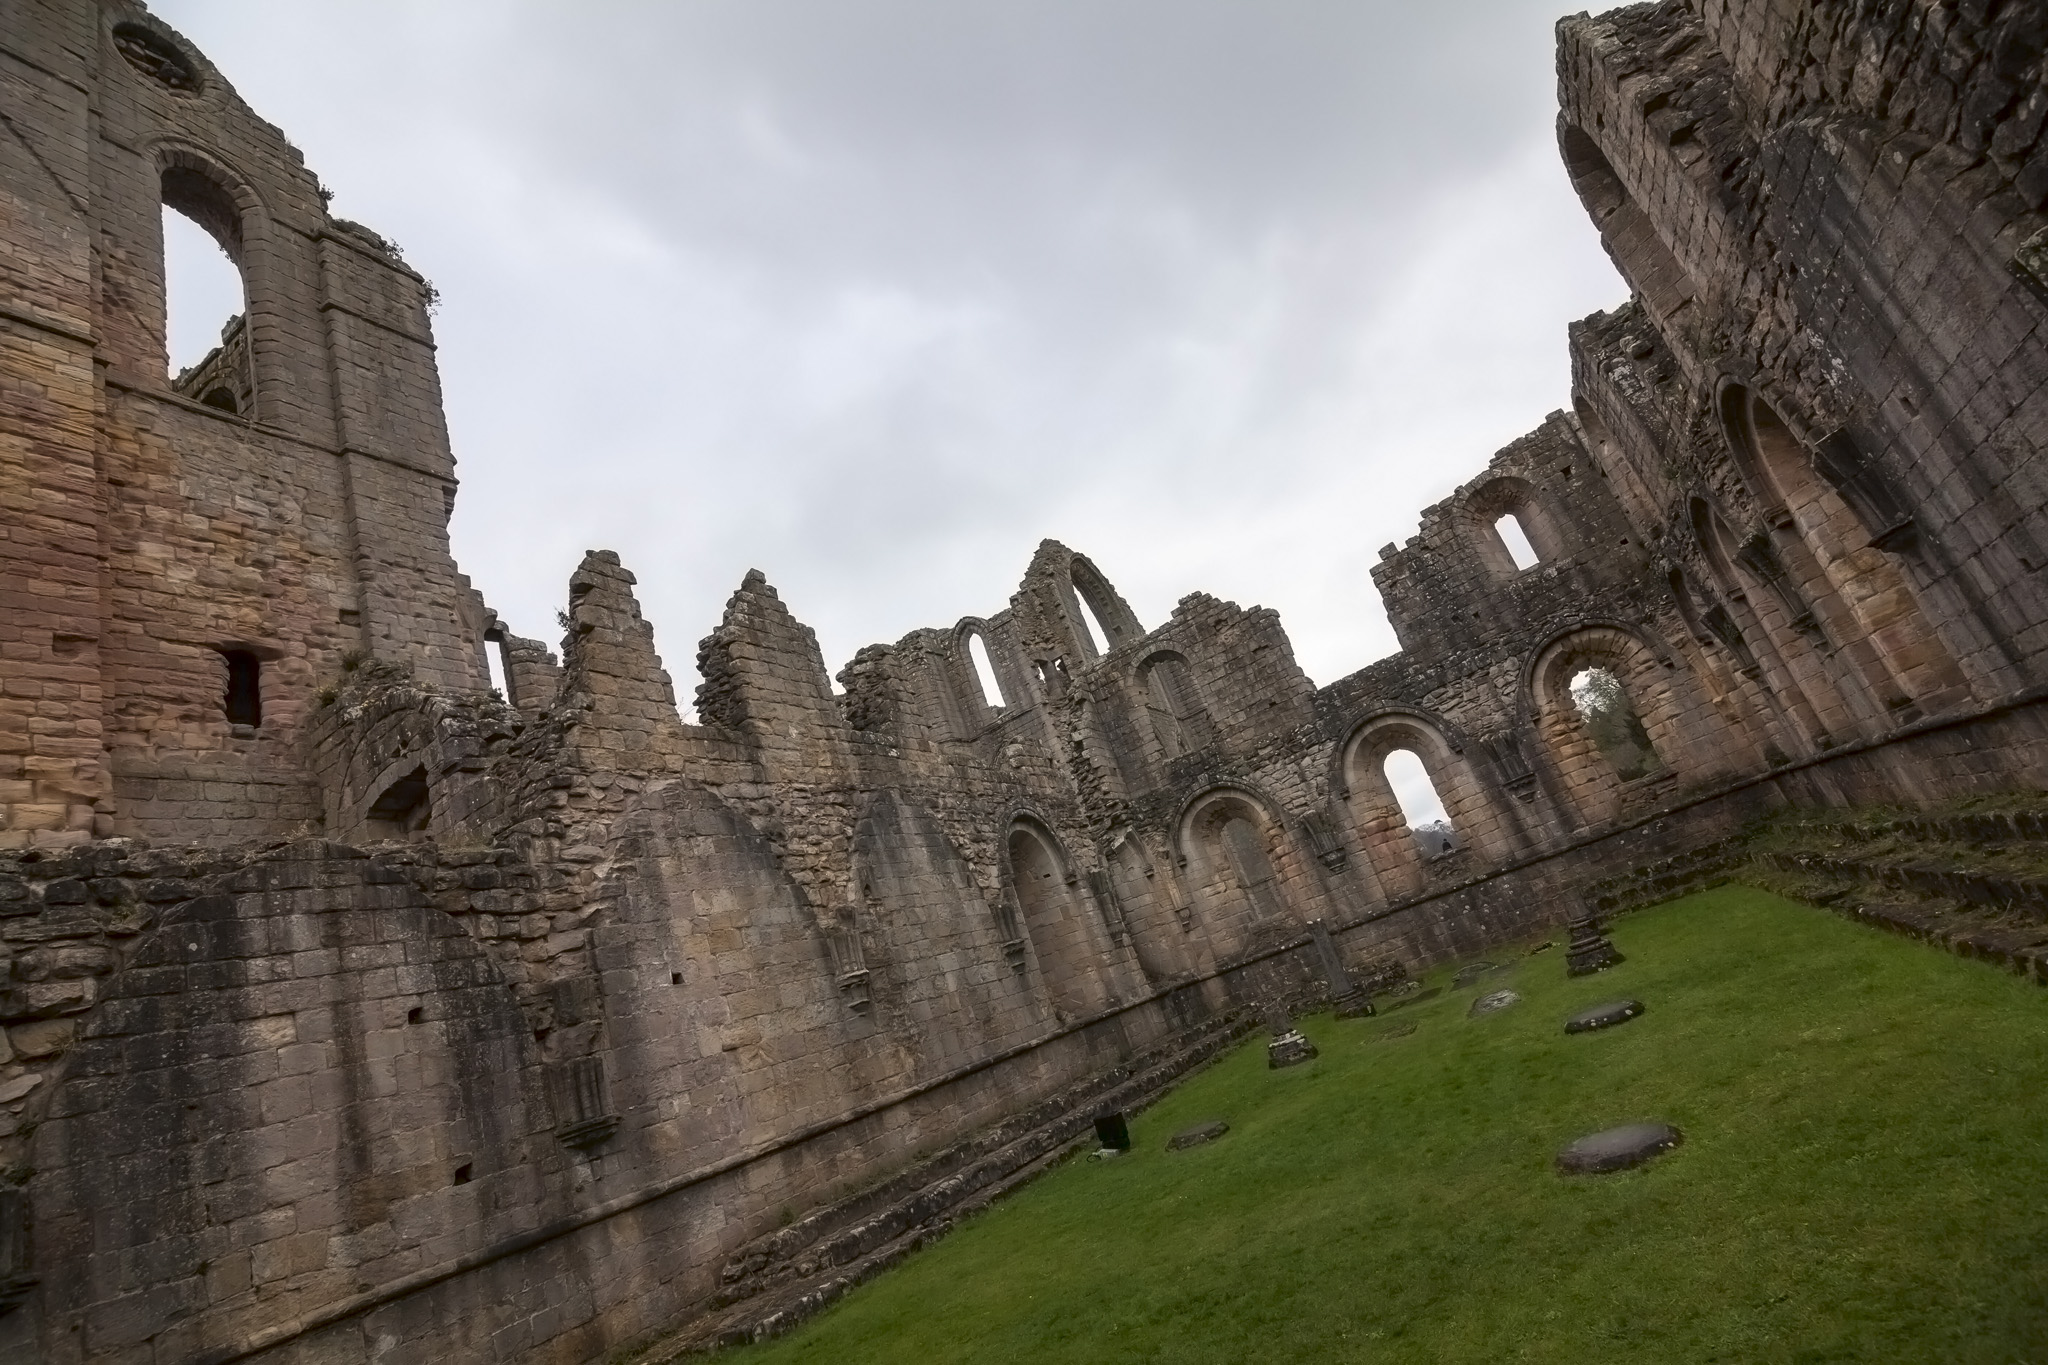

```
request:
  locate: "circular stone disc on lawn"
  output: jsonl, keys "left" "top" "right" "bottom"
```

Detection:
{"left": 1555, "top": 1121, "right": 1683, "bottom": 1175}
{"left": 1467, "top": 988, "right": 1521, "bottom": 1017}
{"left": 1167, "top": 1120, "right": 1229, "bottom": 1151}
{"left": 1564, "top": 999, "right": 1645, "bottom": 1034}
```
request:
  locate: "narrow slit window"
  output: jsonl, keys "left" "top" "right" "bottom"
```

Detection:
{"left": 486, "top": 637, "right": 511, "bottom": 701}
{"left": 1495, "top": 513, "right": 1541, "bottom": 570}
{"left": 222, "top": 649, "right": 261, "bottom": 728}
{"left": 967, "top": 632, "right": 1005, "bottom": 709}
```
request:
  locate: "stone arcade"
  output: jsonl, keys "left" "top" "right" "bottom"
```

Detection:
{"left": 3, "top": 1, "right": 2048, "bottom": 1360}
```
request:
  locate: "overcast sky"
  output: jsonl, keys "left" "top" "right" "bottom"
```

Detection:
{"left": 155, "top": 2, "right": 1623, "bottom": 762}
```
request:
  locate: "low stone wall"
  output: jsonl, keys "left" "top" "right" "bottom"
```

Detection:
{"left": 8, "top": 691, "right": 2048, "bottom": 1363}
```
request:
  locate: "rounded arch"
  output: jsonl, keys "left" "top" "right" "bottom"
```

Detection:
{"left": 1559, "top": 119, "right": 1698, "bottom": 319}
{"left": 1718, "top": 382, "right": 1970, "bottom": 718}
{"left": 947, "top": 618, "right": 1013, "bottom": 734}
{"left": 1688, "top": 491, "right": 1848, "bottom": 750}
{"left": 149, "top": 142, "right": 268, "bottom": 407}
{"left": 1101, "top": 827, "right": 1194, "bottom": 984}
{"left": 156, "top": 145, "right": 254, "bottom": 265}
{"left": 1003, "top": 815, "right": 1109, "bottom": 1018}
{"left": 1526, "top": 623, "right": 1690, "bottom": 827}
{"left": 1064, "top": 552, "right": 1144, "bottom": 662}
{"left": 1173, "top": 784, "right": 1301, "bottom": 956}
{"left": 1461, "top": 475, "right": 1566, "bottom": 577}
{"left": 1134, "top": 648, "right": 1211, "bottom": 762}
{"left": 1335, "top": 709, "right": 1502, "bottom": 889}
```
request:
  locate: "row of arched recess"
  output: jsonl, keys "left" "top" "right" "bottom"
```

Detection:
{"left": 993, "top": 627, "right": 1687, "bottom": 1009}
{"left": 1561, "top": 113, "right": 1977, "bottom": 739}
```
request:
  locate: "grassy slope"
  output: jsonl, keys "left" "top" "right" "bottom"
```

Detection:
{"left": 731, "top": 887, "right": 2048, "bottom": 1364}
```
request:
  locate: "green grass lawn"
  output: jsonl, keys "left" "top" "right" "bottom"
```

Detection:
{"left": 730, "top": 886, "right": 2048, "bottom": 1364}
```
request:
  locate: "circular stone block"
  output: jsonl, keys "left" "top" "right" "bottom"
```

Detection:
{"left": 1555, "top": 1122, "right": 1683, "bottom": 1175}
{"left": 1564, "top": 999, "right": 1646, "bottom": 1035}
{"left": 1167, "top": 1120, "right": 1230, "bottom": 1151}
{"left": 1467, "top": 988, "right": 1521, "bottom": 1018}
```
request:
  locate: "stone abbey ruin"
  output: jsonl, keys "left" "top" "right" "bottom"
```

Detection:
{"left": 4, "top": 0, "right": 2048, "bottom": 1359}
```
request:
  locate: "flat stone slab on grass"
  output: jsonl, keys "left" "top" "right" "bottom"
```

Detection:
{"left": 1467, "top": 989, "right": 1521, "bottom": 1018}
{"left": 1555, "top": 1122, "right": 1684, "bottom": 1175}
{"left": 1370, "top": 1021, "right": 1419, "bottom": 1043}
{"left": 1451, "top": 962, "right": 1501, "bottom": 989}
{"left": 1383, "top": 986, "right": 1442, "bottom": 1013}
{"left": 1564, "top": 999, "right": 1646, "bottom": 1034}
{"left": 1167, "top": 1120, "right": 1229, "bottom": 1151}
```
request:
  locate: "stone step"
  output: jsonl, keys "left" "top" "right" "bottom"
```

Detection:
{"left": 625, "top": 1012, "right": 1255, "bottom": 1360}
{"left": 1755, "top": 853, "right": 2048, "bottom": 985}
{"left": 1764, "top": 851, "right": 2048, "bottom": 919}
{"left": 705, "top": 1011, "right": 1244, "bottom": 1305}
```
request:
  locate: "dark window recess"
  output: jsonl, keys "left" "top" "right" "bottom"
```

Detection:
{"left": 222, "top": 650, "right": 261, "bottom": 727}
{"left": 452, "top": 1163, "right": 473, "bottom": 1185}
{"left": 198, "top": 386, "right": 237, "bottom": 413}
{"left": 365, "top": 765, "right": 430, "bottom": 834}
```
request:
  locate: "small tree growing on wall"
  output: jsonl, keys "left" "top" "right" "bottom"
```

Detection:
{"left": 1570, "top": 667, "right": 1662, "bottom": 781}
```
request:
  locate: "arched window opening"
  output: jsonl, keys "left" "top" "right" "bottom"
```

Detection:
{"left": 1466, "top": 476, "right": 1561, "bottom": 578}
{"left": 1072, "top": 589, "right": 1111, "bottom": 659}
{"left": 1382, "top": 749, "right": 1457, "bottom": 855}
{"left": 1569, "top": 666, "right": 1662, "bottom": 781}
{"left": 1494, "top": 514, "right": 1541, "bottom": 570}
{"left": 160, "top": 162, "right": 252, "bottom": 414}
{"left": 162, "top": 200, "right": 243, "bottom": 377}
{"left": 220, "top": 649, "right": 261, "bottom": 729}
{"left": 1138, "top": 651, "right": 1207, "bottom": 760}
{"left": 966, "top": 631, "right": 1005, "bottom": 709}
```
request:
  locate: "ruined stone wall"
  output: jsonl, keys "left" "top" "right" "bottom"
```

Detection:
{"left": 0, "top": 1, "right": 491, "bottom": 853}
{"left": 4, "top": 0, "right": 2048, "bottom": 1361}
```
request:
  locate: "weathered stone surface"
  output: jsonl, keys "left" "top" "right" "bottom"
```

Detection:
{"left": 1468, "top": 989, "right": 1522, "bottom": 1018}
{"left": 1167, "top": 1120, "right": 1230, "bottom": 1151}
{"left": 1564, "top": 999, "right": 1645, "bottom": 1034}
{"left": 4, "top": 0, "right": 2048, "bottom": 1360}
{"left": 1555, "top": 1122, "right": 1684, "bottom": 1176}
{"left": 1564, "top": 918, "right": 1625, "bottom": 978}
{"left": 1452, "top": 962, "right": 1502, "bottom": 989}
{"left": 1268, "top": 1031, "right": 1319, "bottom": 1069}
